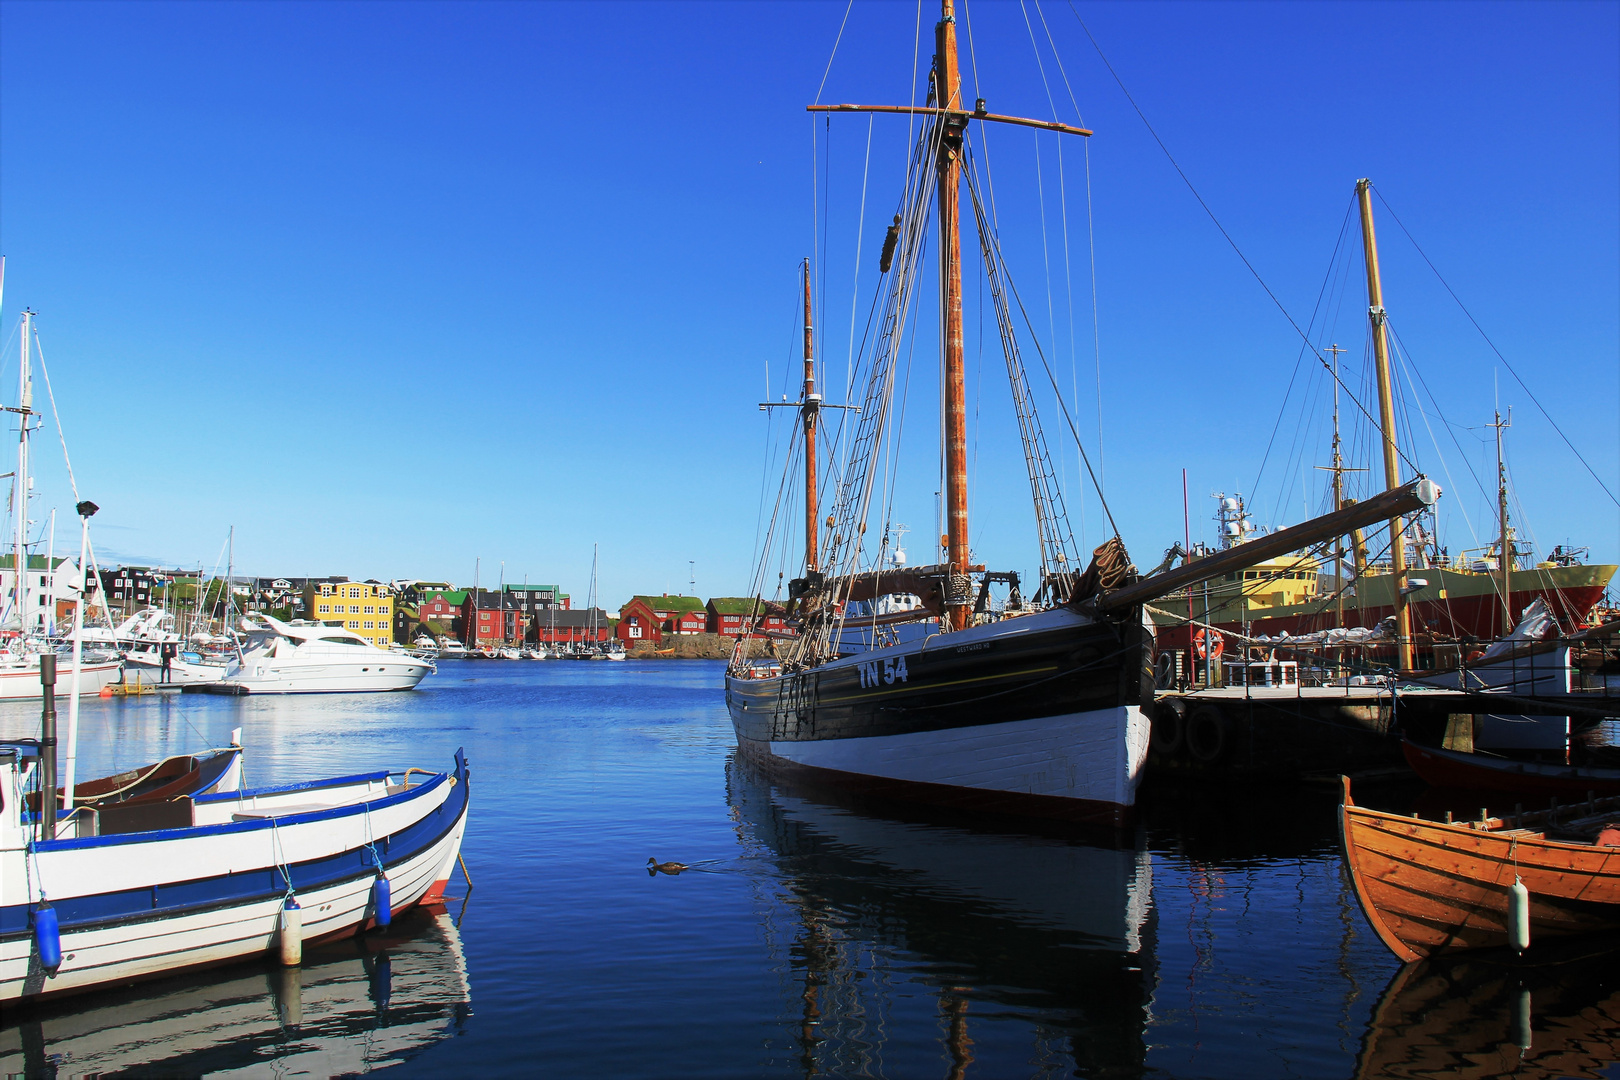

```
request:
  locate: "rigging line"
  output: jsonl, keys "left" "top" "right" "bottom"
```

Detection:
{"left": 965, "top": 164, "right": 1117, "bottom": 539}
{"left": 1252, "top": 195, "right": 1356, "bottom": 500}
{"left": 1388, "top": 322, "right": 1491, "bottom": 507}
{"left": 846, "top": 114, "right": 875, "bottom": 409}
{"left": 820, "top": 118, "right": 831, "bottom": 347}
{"left": 961, "top": 0, "right": 982, "bottom": 99}
{"left": 1082, "top": 133, "right": 1102, "bottom": 501}
{"left": 1030, "top": 133, "right": 1062, "bottom": 456}
{"left": 1387, "top": 329, "right": 1484, "bottom": 547}
{"left": 1032, "top": 1, "right": 1085, "bottom": 125}
{"left": 1064, "top": 2, "right": 1408, "bottom": 472}
{"left": 813, "top": 0, "right": 855, "bottom": 105}
{"left": 1371, "top": 186, "right": 1619, "bottom": 508}
{"left": 1018, "top": 1, "right": 1083, "bottom": 490}
{"left": 30, "top": 328, "right": 82, "bottom": 503}
{"left": 1030, "top": 0, "right": 1106, "bottom": 491}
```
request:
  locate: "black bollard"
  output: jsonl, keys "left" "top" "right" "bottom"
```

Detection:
{"left": 39, "top": 654, "right": 57, "bottom": 838}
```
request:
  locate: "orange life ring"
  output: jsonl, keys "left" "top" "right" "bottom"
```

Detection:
{"left": 1193, "top": 628, "right": 1225, "bottom": 660}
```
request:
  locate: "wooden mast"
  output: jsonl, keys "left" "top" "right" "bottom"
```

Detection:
{"left": 802, "top": 259, "right": 819, "bottom": 573}
{"left": 804, "top": 2, "right": 1088, "bottom": 632}
{"left": 936, "top": 0, "right": 970, "bottom": 632}
{"left": 1355, "top": 179, "right": 1413, "bottom": 671}
{"left": 1491, "top": 408, "right": 1513, "bottom": 634}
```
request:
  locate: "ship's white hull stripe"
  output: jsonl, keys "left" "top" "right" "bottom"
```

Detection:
{"left": 768, "top": 704, "right": 1151, "bottom": 808}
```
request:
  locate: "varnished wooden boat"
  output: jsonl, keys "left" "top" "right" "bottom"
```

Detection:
{"left": 1403, "top": 738, "right": 1620, "bottom": 798}
{"left": 1340, "top": 776, "right": 1620, "bottom": 961}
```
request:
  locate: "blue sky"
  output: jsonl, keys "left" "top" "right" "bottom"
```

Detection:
{"left": 1, "top": 1, "right": 1615, "bottom": 608}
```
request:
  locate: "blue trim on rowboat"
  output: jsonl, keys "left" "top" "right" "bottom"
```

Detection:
{"left": 0, "top": 750, "right": 468, "bottom": 942}
{"left": 33, "top": 771, "right": 445, "bottom": 852}
{"left": 193, "top": 769, "right": 393, "bottom": 804}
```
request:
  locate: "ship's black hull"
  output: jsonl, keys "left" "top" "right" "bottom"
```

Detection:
{"left": 725, "top": 607, "right": 1154, "bottom": 826}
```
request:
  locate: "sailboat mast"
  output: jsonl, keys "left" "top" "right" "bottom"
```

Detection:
{"left": 936, "top": 0, "right": 969, "bottom": 632}
{"left": 802, "top": 259, "right": 819, "bottom": 572}
{"left": 14, "top": 312, "right": 32, "bottom": 629}
{"left": 1492, "top": 409, "right": 1513, "bottom": 633}
{"left": 1355, "top": 179, "right": 1412, "bottom": 670}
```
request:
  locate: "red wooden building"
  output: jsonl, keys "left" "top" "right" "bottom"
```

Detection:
{"left": 706, "top": 597, "right": 789, "bottom": 638}
{"left": 616, "top": 595, "right": 706, "bottom": 646}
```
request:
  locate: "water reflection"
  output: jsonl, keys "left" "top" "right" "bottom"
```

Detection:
{"left": 1355, "top": 938, "right": 1620, "bottom": 1079}
{"left": 728, "top": 753, "right": 1154, "bottom": 1077}
{"left": 0, "top": 905, "right": 470, "bottom": 1077}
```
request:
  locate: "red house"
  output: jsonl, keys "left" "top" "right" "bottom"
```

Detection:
{"left": 419, "top": 589, "right": 468, "bottom": 636}
{"left": 617, "top": 594, "right": 706, "bottom": 645}
{"left": 706, "top": 597, "right": 788, "bottom": 638}
{"left": 459, "top": 590, "right": 528, "bottom": 648}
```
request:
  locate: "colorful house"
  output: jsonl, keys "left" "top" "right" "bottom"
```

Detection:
{"left": 617, "top": 594, "right": 706, "bottom": 645}
{"left": 706, "top": 597, "right": 789, "bottom": 639}
{"left": 419, "top": 589, "right": 469, "bottom": 637}
{"left": 459, "top": 591, "right": 527, "bottom": 648}
{"left": 303, "top": 580, "right": 395, "bottom": 650}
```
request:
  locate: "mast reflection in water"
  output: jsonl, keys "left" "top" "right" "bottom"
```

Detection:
{"left": 728, "top": 753, "right": 1154, "bottom": 1077}
{"left": 0, "top": 905, "right": 470, "bottom": 1077}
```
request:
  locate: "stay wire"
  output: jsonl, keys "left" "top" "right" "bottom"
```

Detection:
{"left": 813, "top": 0, "right": 855, "bottom": 105}
{"left": 1251, "top": 198, "right": 1356, "bottom": 500}
{"left": 1065, "top": 2, "right": 1409, "bottom": 473}
{"left": 964, "top": 162, "right": 1118, "bottom": 538}
{"left": 1371, "top": 186, "right": 1619, "bottom": 508}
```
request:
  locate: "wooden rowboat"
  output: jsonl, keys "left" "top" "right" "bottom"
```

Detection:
{"left": 1402, "top": 738, "right": 1620, "bottom": 798}
{"left": 1340, "top": 776, "right": 1620, "bottom": 961}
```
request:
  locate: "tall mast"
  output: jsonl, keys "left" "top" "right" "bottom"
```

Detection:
{"left": 1491, "top": 408, "right": 1513, "bottom": 634}
{"left": 225, "top": 525, "right": 233, "bottom": 630}
{"left": 801, "top": 259, "right": 819, "bottom": 573}
{"left": 936, "top": 0, "right": 969, "bottom": 632}
{"left": 1355, "top": 179, "right": 1413, "bottom": 670}
{"left": 13, "top": 311, "right": 33, "bottom": 631}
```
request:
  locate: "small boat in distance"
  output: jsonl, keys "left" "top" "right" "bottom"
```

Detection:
{"left": 1339, "top": 776, "right": 1620, "bottom": 960}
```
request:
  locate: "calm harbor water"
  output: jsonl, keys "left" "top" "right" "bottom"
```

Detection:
{"left": 3, "top": 660, "right": 1619, "bottom": 1077}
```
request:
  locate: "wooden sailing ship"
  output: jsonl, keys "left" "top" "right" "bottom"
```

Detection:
{"left": 726, "top": 5, "right": 1441, "bottom": 826}
{"left": 1340, "top": 776, "right": 1620, "bottom": 961}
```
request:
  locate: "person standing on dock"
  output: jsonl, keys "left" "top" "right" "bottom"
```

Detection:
{"left": 160, "top": 640, "right": 176, "bottom": 683}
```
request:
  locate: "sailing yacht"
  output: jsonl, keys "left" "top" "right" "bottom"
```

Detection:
{"left": 0, "top": 308, "right": 121, "bottom": 699}
{"left": 725, "top": 13, "right": 1438, "bottom": 827}
{"left": 219, "top": 614, "right": 433, "bottom": 693}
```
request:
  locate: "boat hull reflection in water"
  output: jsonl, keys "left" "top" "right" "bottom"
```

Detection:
{"left": 1356, "top": 939, "right": 1620, "bottom": 1079}
{"left": 0, "top": 905, "right": 470, "bottom": 1076}
{"left": 728, "top": 753, "right": 1154, "bottom": 1076}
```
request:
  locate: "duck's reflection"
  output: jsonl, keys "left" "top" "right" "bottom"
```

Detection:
{"left": 728, "top": 753, "right": 1154, "bottom": 1077}
{"left": 1355, "top": 938, "right": 1620, "bottom": 1080}
{"left": 0, "top": 904, "right": 470, "bottom": 1077}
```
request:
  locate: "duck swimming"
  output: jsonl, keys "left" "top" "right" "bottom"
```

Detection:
{"left": 647, "top": 858, "right": 688, "bottom": 876}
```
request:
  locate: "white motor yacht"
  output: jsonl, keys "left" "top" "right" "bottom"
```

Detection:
{"left": 219, "top": 615, "right": 432, "bottom": 693}
{"left": 438, "top": 639, "right": 467, "bottom": 659}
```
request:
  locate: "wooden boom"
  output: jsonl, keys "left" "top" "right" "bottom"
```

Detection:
{"left": 1096, "top": 477, "right": 1439, "bottom": 613}
{"left": 807, "top": 103, "right": 1092, "bottom": 138}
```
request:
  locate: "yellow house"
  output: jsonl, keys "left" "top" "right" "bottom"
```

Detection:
{"left": 302, "top": 580, "right": 395, "bottom": 649}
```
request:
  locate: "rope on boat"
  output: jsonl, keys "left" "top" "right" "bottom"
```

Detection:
{"left": 363, "top": 803, "right": 385, "bottom": 874}
{"left": 268, "top": 815, "right": 295, "bottom": 900}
